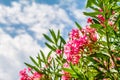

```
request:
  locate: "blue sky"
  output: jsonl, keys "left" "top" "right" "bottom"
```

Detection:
{"left": 0, "top": 0, "right": 87, "bottom": 80}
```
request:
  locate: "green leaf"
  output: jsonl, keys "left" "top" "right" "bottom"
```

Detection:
{"left": 83, "top": 12, "right": 100, "bottom": 17}
{"left": 118, "top": 20, "right": 120, "bottom": 32}
{"left": 30, "top": 56, "right": 39, "bottom": 67}
{"left": 89, "top": 6, "right": 99, "bottom": 11}
{"left": 75, "top": 22, "right": 82, "bottom": 30}
{"left": 62, "top": 68, "right": 74, "bottom": 73}
{"left": 92, "top": 19, "right": 100, "bottom": 24}
{"left": 89, "top": 65, "right": 102, "bottom": 72}
{"left": 56, "top": 30, "right": 60, "bottom": 43}
{"left": 69, "top": 63, "right": 85, "bottom": 79}
{"left": 90, "top": 52, "right": 110, "bottom": 59}
{"left": 112, "top": 6, "right": 120, "bottom": 10}
{"left": 47, "top": 51, "right": 52, "bottom": 60}
{"left": 60, "top": 36, "right": 66, "bottom": 44}
{"left": 86, "top": 0, "right": 98, "bottom": 8}
{"left": 55, "top": 58, "right": 61, "bottom": 65}
{"left": 24, "top": 62, "right": 41, "bottom": 73}
{"left": 40, "top": 50, "right": 46, "bottom": 63}
{"left": 49, "top": 29, "right": 57, "bottom": 44}
{"left": 53, "top": 59, "right": 56, "bottom": 70}
{"left": 37, "top": 53, "right": 42, "bottom": 67}
{"left": 95, "top": 72, "right": 104, "bottom": 79}
{"left": 43, "top": 34, "right": 53, "bottom": 43}
{"left": 86, "top": 0, "right": 92, "bottom": 8}
{"left": 45, "top": 42, "right": 56, "bottom": 51}
{"left": 90, "top": 24, "right": 103, "bottom": 29}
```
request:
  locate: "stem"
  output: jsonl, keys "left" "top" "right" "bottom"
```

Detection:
{"left": 105, "top": 25, "right": 117, "bottom": 71}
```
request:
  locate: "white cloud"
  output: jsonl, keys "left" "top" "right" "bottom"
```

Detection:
{"left": 0, "top": 1, "right": 73, "bottom": 39}
{"left": 59, "top": 0, "right": 88, "bottom": 27}
{"left": 71, "top": 9, "right": 88, "bottom": 27}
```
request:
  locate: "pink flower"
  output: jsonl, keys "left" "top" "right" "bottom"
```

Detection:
{"left": 19, "top": 68, "right": 27, "bottom": 76}
{"left": 64, "top": 29, "right": 90, "bottom": 64}
{"left": 83, "top": 26, "right": 98, "bottom": 42}
{"left": 97, "top": 14, "right": 105, "bottom": 22}
{"left": 48, "top": 56, "right": 52, "bottom": 63}
{"left": 62, "top": 63, "right": 71, "bottom": 80}
{"left": 72, "top": 55, "right": 81, "bottom": 64}
{"left": 19, "top": 68, "right": 43, "bottom": 80}
{"left": 32, "top": 72, "right": 43, "bottom": 79}
{"left": 64, "top": 40, "right": 80, "bottom": 55}
{"left": 28, "top": 67, "right": 32, "bottom": 72}
{"left": 85, "top": 26, "right": 96, "bottom": 33}
{"left": 62, "top": 75, "right": 70, "bottom": 80}
{"left": 90, "top": 33, "right": 97, "bottom": 42}
{"left": 63, "top": 62, "right": 69, "bottom": 68}
{"left": 87, "top": 18, "right": 93, "bottom": 23}
{"left": 56, "top": 49, "right": 62, "bottom": 55}
{"left": 99, "top": 8, "right": 103, "bottom": 12}
{"left": 19, "top": 68, "right": 33, "bottom": 80}
{"left": 69, "top": 29, "right": 80, "bottom": 40}
{"left": 112, "top": 11, "right": 115, "bottom": 14}
{"left": 108, "top": 20, "right": 114, "bottom": 26}
{"left": 64, "top": 37, "right": 86, "bottom": 64}
{"left": 117, "top": 57, "right": 120, "bottom": 61}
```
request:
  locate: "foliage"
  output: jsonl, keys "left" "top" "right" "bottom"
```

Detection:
{"left": 19, "top": 0, "right": 120, "bottom": 80}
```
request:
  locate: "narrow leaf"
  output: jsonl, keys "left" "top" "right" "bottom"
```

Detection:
{"left": 30, "top": 56, "right": 39, "bottom": 67}
{"left": 43, "top": 34, "right": 53, "bottom": 43}
{"left": 47, "top": 51, "right": 52, "bottom": 60}
{"left": 49, "top": 29, "right": 57, "bottom": 44}
{"left": 60, "top": 36, "right": 66, "bottom": 44}
{"left": 83, "top": 12, "right": 100, "bottom": 17}
{"left": 24, "top": 63, "right": 41, "bottom": 73}
{"left": 40, "top": 50, "right": 46, "bottom": 63}
{"left": 45, "top": 42, "right": 56, "bottom": 51}
{"left": 75, "top": 22, "right": 82, "bottom": 30}
{"left": 56, "top": 30, "right": 60, "bottom": 43}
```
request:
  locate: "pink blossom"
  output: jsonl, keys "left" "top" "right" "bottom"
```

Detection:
{"left": 69, "top": 29, "right": 80, "bottom": 40}
{"left": 19, "top": 68, "right": 43, "bottom": 80}
{"left": 112, "top": 11, "right": 115, "bottom": 14}
{"left": 83, "top": 26, "right": 98, "bottom": 42}
{"left": 117, "top": 57, "right": 120, "bottom": 61}
{"left": 19, "top": 68, "right": 33, "bottom": 80}
{"left": 56, "top": 49, "right": 62, "bottom": 55}
{"left": 64, "top": 40, "right": 80, "bottom": 55}
{"left": 19, "top": 68, "right": 27, "bottom": 76}
{"left": 28, "top": 67, "right": 32, "bottom": 72}
{"left": 63, "top": 62, "right": 69, "bottom": 68}
{"left": 99, "top": 8, "right": 103, "bottom": 12}
{"left": 64, "top": 36, "right": 87, "bottom": 64}
{"left": 64, "top": 29, "right": 89, "bottom": 64}
{"left": 62, "top": 75, "right": 70, "bottom": 80}
{"left": 90, "top": 33, "right": 97, "bottom": 42}
{"left": 72, "top": 55, "right": 81, "bottom": 64}
{"left": 48, "top": 56, "right": 52, "bottom": 63}
{"left": 62, "top": 63, "right": 71, "bottom": 80}
{"left": 85, "top": 26, "right": 96, "bottom": 33}
{"left": 108, "top": 20, "right": 114, "bottom": 26}
{"left": 32, "top": 72, "right": 43, "bottom": 79}
{"left": 97, "top": 14, "right": 105, "bottom": 22}
{"left": 87, "top": 18, "right": 93, "bottom": 23}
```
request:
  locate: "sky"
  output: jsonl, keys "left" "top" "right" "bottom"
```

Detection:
{"left": 0, "top": 0, "right": 87, "bottom": 80}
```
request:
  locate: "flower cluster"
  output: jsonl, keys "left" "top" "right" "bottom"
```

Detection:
{"left": 19, "top": 68, "right": 42, "bottom": 80}
{"left": 64, "top": 26, "right": 98, "bottom": 65}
